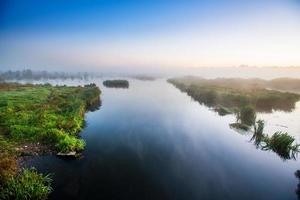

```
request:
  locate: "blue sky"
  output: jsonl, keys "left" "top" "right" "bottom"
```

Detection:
{"left": 1, "top": 0, "right": 300, "bottom": 71}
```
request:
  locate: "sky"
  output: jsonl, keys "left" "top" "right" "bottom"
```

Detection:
{"left": 0, "top": 0, "right": 300, "bottom": 72}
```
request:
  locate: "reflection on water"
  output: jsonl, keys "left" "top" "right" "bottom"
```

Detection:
{"left": 295, "top": 170, "right": 300, "bottom": 199}
{"left": 25, "top": 79, "right": 300, "bottom": 200}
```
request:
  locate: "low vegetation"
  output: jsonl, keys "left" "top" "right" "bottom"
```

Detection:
{"left": 250, "top": 120, "right": 300, "bottom": 160}
{"left": 0, "top": 82, "right": 101, "bottom": 199}
{"left": 168, "top": 77, "right": 299, "bottom": 113}
{"left": 0, "top": 82, "right": 100, "bottom": 153}
{"left": 236, "top": 105, "right": 256, "bottom": 126}
{"left": 103, "top": 80, "right": 129, "bottom": 88}
{"left": 0, "top": 168, "right": 52, "bottom": 200}
{"left": 262, "top": 132, "right": 300, "bottom": 160}
{"left": 169, "top": 77, "right": 300, "bottom": 160}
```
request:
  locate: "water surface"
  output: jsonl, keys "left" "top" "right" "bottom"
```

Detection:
{"left": 27, "top": 79, "right": 300, "bottom": 200}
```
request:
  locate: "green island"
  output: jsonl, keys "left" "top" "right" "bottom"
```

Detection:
{"left": 103, "top": 79, "right": 129, "bottom": 88}
{"left": 168, "top": 77, "right": 300, "bottom": 160}
{"left": 0, "top": 82, "right": 101, "bottom": 199}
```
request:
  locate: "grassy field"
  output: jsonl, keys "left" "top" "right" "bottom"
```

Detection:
{"left": 0, "top": 82, "right": 100, "bottom": 199}
{"left": 0, "top": 83, "right": 101, "bottom": 153}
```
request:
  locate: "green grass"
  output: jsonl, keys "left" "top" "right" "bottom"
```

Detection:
{"left": 0, "top": 83, "right": 100, "bottom": 153}
{"left": 0, "top": 83, "right": 100, "bottom": 199}
{"left": 0, "top": 168, "right": 52, "bottom": 200}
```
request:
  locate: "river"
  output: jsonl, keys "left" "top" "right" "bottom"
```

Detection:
{"left": 25, "top": 78, "right": 300, "bottom": 200}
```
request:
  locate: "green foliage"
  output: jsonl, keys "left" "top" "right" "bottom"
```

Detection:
{"left": 169, "top": 77, "right": 300, "bottom": 160}
{"left": 55, "top": 134, "right": 85, "bottom": 153}
{"left": 252, "top": 120, "right": 265, "bottom": 148}
{"left": 238, "top": 106, "right": 256, "bottom": 126}
{"left": 103, "top": 80, "right": 129, "bottom": 88}
{"left": 255, "top": 120, "right": 265, "bottom": 136}
{"left": 0, "top": 83, "right": 100, "bottom": 153}
{"left": 168, "top": 78, "right": 299, "bottom": 113}
{"left": 0, "top": 168, "right": 52, "bottom": 200}
{"left": 0, "top": 135, "right": 18, "bottom": 185}
{"left": 262, "top": 132, "right": 300, "bottom": 160}
{"left": 0, "top": 154, "right": 17, "bottom": 185}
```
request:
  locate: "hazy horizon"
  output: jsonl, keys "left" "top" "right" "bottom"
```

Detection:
{"left": 1, "top": 0, "right": 300, "bottom": 72}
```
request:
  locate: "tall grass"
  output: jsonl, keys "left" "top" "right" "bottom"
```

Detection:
{"left": 0, "top": 168, "right": 52, "bottom": 200}
{"left": 262, "top": 132, "right": 300, "bottom": 160}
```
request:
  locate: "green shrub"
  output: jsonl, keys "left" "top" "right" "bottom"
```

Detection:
{"left": 238, "top": 106, "right": 256, "bottom": 126}
{"left": 251, "top": 120, "right": 265, "bottom": 147}
{"left": 0, "top": 168, "right": 52, "bottom": 200}
{"left": 55, "top": 134, "right": 85, "bottom": 153}
{"left": 103, "top": 80, "right": 129, "bottom": 88}
{"left": 263, "top": 132, "right": 300, "bottom": 160}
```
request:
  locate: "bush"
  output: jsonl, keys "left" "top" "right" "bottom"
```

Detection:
{"left": 103, "top": 80, "right": 129, "bottom": 88}
{"left": 251, "top": 120, "right": 265, "bottom": 147}
{"left": 263, "top": 132, "right": 300, "bottom": 160}
{"left": 55, "top": 134, "right": 85, "bottom": 153}
{"left": 238, "top": 106, "right": 256, "bottom": 126}
{"left": 0, "top": 168, "right": 52, "bottom": 200}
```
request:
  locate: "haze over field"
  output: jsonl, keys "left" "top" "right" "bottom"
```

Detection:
{"left": 1, "top": 0, "right": 300, "bottom": 74}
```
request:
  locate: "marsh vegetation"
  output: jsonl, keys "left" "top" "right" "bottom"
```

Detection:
{"left": 0, "top": 82, "right": 101, "bottom": 199}
{"left": 250, "top": 120, "right": 300, "bottom": 160}
{"left": 0, "top": 83, "right": 101, "bottom": 153}
{"left": 168, "top": 77, "right": 300, "bottom": 160}
{"left": 0, "top": 168, "right": 52, "bottom": 200}
{"left": 168, "top": 77, "right": 300, "bottom": 113}
{"left": 103, "top": 80, "right": 129, "bottom": 88}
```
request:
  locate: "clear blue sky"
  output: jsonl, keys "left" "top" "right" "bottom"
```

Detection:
{"left": 1, "top": 0, "right": 300, "bottom": 71}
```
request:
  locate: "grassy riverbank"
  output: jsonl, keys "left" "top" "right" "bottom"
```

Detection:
{"left": 0, "top": 82, "right": 101, "bottom": 199}
{"left": 168, "top": 77, "right": 300, "bottom": 113}
{"left": 168, "top": 77, "right": 300, "bottom": 160}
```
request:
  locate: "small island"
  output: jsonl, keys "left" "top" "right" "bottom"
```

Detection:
{"left": 103, "top": 79, "right": 129, "bottom": 88}
{"left": 0, "top": 82, "right": 101, "bottom": 199}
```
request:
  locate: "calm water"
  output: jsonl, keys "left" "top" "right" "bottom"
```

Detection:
{"left": 26, "top": 79, "right": 300, "bottom": 200}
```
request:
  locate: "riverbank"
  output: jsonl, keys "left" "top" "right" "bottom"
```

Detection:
{"left": 168, "top": 77, "right": 300, "bottom": 160}
{"left": 168, "top": 77, "right": 300, "bottom": 113}
{"left": 0, "top": 82, "right": 101, "bottom": 199}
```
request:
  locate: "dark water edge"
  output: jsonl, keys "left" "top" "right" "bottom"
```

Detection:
{"left": 25, "top": 79, "right": 300, "bottom": 200}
